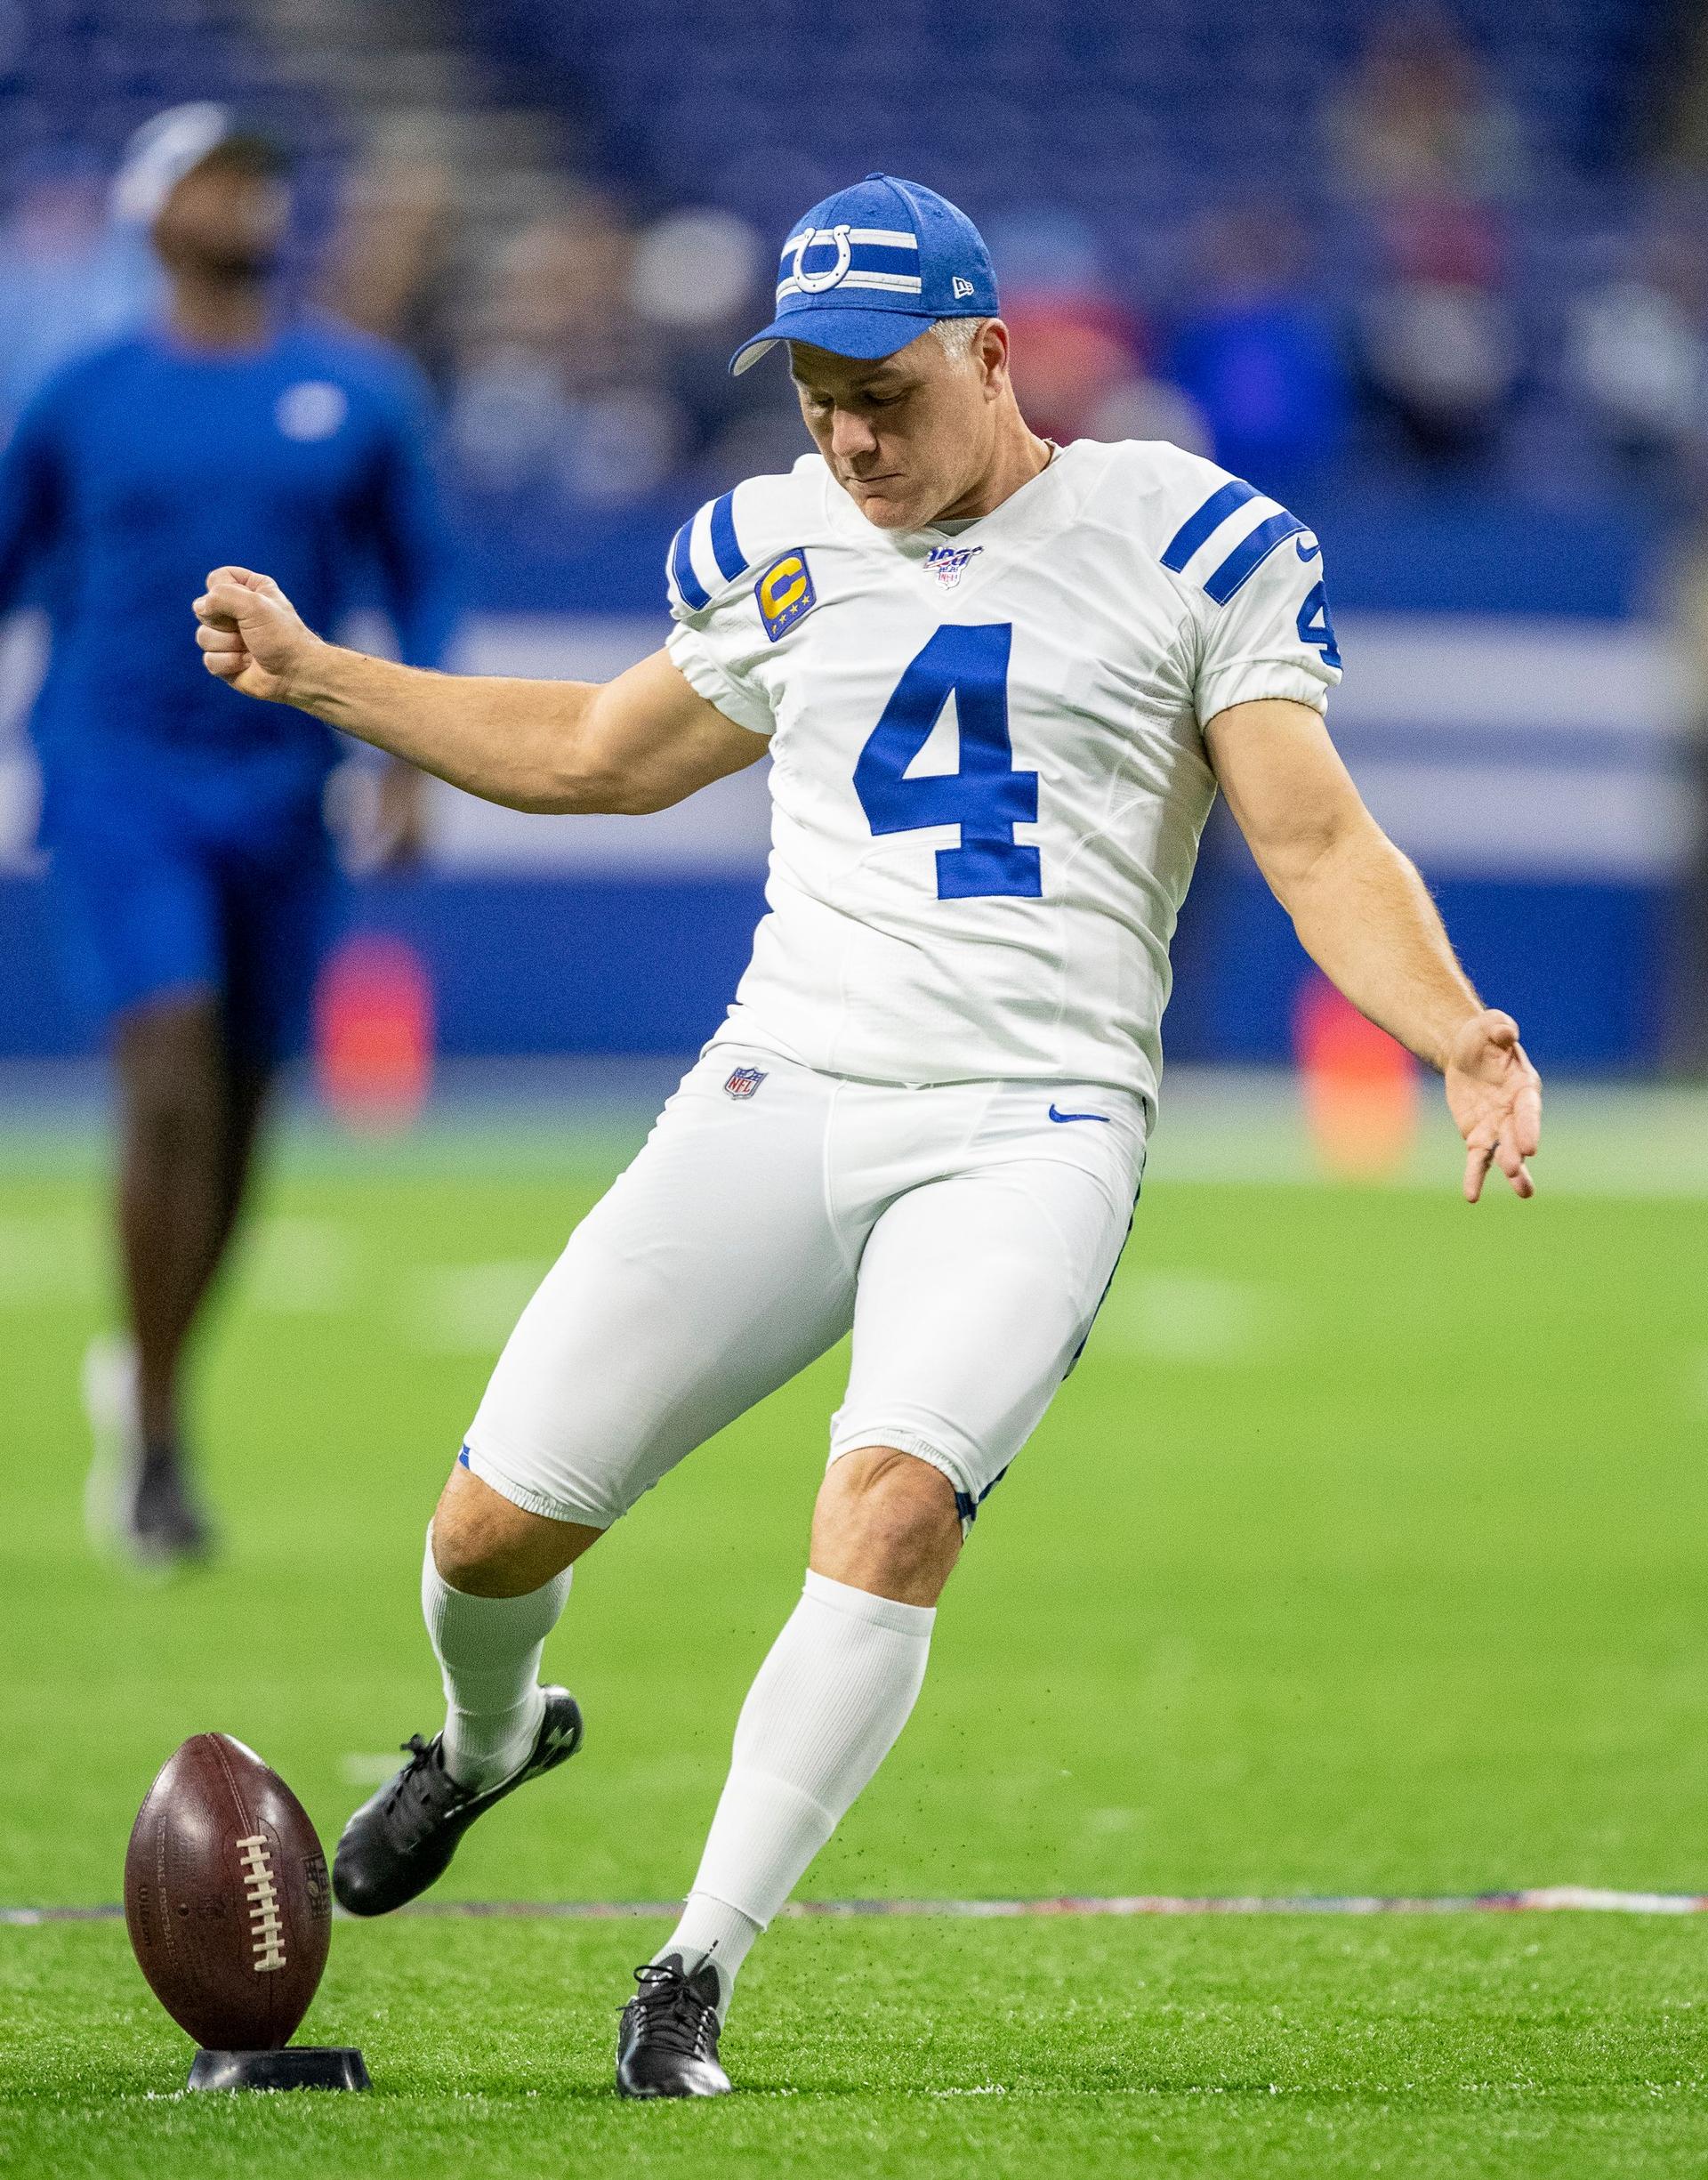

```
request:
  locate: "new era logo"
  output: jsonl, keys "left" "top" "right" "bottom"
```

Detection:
{"left": 724, "top": 1066, "right": 768, "bottom": 1100}
{"left": 952, "top": 276, "right": 975, "bottom": 300}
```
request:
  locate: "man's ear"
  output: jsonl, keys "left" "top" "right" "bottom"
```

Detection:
{"left": 978, "top": 319, "right": 1011, "bottom": 396}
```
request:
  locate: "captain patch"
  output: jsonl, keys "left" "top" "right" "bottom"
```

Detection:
{"left": 755, "top": 550, "right": 817, "bottom": 642}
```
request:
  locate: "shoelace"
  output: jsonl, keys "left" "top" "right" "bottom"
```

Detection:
{"left": 384, "top": 1734, "right": 456, "bottom": 1822}
{"left": 624, "top": 1965, "right": 715, "bottom": 2058}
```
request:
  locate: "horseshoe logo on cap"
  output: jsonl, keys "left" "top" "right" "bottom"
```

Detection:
{"left": 789, "top": 224, "right": 854, "bottom": 293}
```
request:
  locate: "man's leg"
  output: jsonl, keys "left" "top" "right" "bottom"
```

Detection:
{"left": 648, "top": 1447, "right": 957, "bottom": 1996}
{"left": 629, "top": 1105, "right": 1143, "bottom": 2092}
{"left": 423, "top": 1462, "right": 600, "bottom": 1788}
{"left": 102, "top": 992, "right": 270, "bottom": 1551}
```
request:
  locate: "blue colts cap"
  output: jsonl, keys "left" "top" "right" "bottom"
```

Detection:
{"left": 729, "top": 172, "right": 999, "bottom": 375}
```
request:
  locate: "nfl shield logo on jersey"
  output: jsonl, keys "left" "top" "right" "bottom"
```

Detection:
{"left": 723, "top": 1065, "right": 768, "bottom": 1100}
{"left": 923, "top": 543, "right": 982, "bottom": 589}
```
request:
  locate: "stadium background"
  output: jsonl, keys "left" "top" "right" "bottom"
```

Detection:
{"left": 2, "top": 0, "right": 1706, "bottom": 1070}
{"left": 5, "top": 3, "right": 1708, "bottom": 2176}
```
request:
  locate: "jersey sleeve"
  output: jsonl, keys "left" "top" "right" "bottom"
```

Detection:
{"left": 360, "top": 356, "right": 461, "bottom": 672}
{"left": 1154, "top": 464, "right": 1343, "bottom": 725}
{"left": 662, "top": 487, "right": 778, "bottom": 739}
{"left": 0, "top": 375, "right": 68, "bottom": 615}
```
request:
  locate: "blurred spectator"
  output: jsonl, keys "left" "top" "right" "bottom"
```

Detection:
{"left": 630, "top": 207, "right": 761, "bottom": 341}
{"left": 319, "top": 128, "right": 459, "bottom": 382}
{"left": 1004, "top": 291, "right": 1144, "bottom": 444}
{"left": 986, "top": 207, "right": 1210, "bottom": 456}
{"left": 449, "top": 190, "right": 687, "bottom": 505}
{"left": 1325, "top": 6, "right": 1529, "bottom": 204}
{"left": 0, "top": 152, "right": 154, "bottom": 427}
{"left": 629, "top": 206, "right": 801, "bottom": 488}
{"left": 1000, "top": 290, "right": 1208, "bottom": 455}
{"left": 1354, "top": 196, "right": 1521, "bottom": 464}
{"left": 1165, "top": 208, "right": 1347, "bottom": 490}
{"left": 1566, "top": 213, "right": 1708, "bottom": 496}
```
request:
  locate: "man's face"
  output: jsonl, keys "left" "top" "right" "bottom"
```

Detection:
{"left": 790, "top": 322, "right": 1008, "bottom": 530}
{"left": 152, "top": 156, "right": 289, "bottom": 281}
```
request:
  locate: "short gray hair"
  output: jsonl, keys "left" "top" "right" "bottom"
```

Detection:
{"left": 931, "top": 316, "right": 987, "bottom": 359}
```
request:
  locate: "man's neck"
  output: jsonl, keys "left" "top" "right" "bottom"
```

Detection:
{"left": 933, "top": 409, "right": 1055, "bottom": 525}
{"left": 166, "top": 273, "right": 273, "bottom": 354}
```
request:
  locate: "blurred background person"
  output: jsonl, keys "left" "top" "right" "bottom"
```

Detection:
{"left": 317, "top": 123, "right": 461, "bottom": 386}
{"left": 1565, "top": 206, "right": 1708, "bottom": 503}
{"left": 1322, "top": 4, "right": 1530, "bottom": 205}
{"left": 1164, "top": 206, "right": 1348, "bottom": 501}
{"left": 990, "top": 206, "right": 1213, "bottom": 459}
{"left": 447, "top": 189, "right": 688, "bottom": 511}
{"left": 628, "top": 205, "right": 789, "bottom": 490}
{"left": 1352, "top": 194, "right": 1523, "bottom": 469}
{"left": 0, "top": 102, "right": 457, "bottom": 1567}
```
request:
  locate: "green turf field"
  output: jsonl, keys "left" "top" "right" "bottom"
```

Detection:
{"left": 3, "top": 1077, "right": 1706, "bottom": 2176}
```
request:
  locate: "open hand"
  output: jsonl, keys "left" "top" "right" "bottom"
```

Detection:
{"left": 1444, "top": 1009, "right": 1542, "bottom": 1202}
{"left": 193, "top": 566, "right": 320, "bottom": 704}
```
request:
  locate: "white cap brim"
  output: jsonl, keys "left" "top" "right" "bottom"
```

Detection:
{"left": 111, "top": 102, "right": 235, "bottom": 226}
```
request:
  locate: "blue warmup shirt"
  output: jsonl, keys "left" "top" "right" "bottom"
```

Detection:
{"left": 0, "top": 314, "right": 458, "bottom": 833}
{"left": 0, "top": 315, "right": 459, "bottom": 1052}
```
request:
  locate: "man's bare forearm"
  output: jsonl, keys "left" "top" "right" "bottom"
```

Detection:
{"left": 286, "top": 642, "right": 600, "bottom": 813}
{"left": 1285, "top": 817, "right": 1482, "bottom": 1072}
{"left": 197, "top": 568, "right": 765, "bottom": 813}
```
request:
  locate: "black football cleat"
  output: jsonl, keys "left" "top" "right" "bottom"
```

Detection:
{"left": 333, "top": 1687, "right": 583, "bottom": 1916}
{"left": 616, "top": 1953, "right": 732, "bottom": 2098}
{"left": 125, "top": 1447, "right": 214, "bottom": 1565}
{"left": 83, "top": 1336, "right": 212, "bottom": 1569}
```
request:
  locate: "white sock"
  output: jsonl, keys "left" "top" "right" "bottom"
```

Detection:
{"left": 655, "top": 1892, "right": 762, "bottom": 2008}
{"left": 657, "top": 1570, "right": 936, "bottom": 2014}
{"left": 421, "top": 1530, "right": 571, "bottom": 1790}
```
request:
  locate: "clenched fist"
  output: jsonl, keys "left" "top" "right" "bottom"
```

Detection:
{"left": 193, "top": 566, "right": 321, "bottom": 704}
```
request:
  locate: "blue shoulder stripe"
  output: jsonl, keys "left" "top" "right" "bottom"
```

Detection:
{"left": 1159, "top": 479, "right": 1260, "bottom": 573}
{"left": 669, "top": 521, "right": 711, "bottom": 612}
{"left": 1202, "top": 511, "right": 1309, "bottom": 604}
{"left": 707, "top": 490, "right": 745, "bottom": 584}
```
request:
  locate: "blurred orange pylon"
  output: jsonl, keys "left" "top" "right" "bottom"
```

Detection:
{"left": 312, "top": 933, "right": 435, "bottom": 1134}
{"left": 1293, "top": 973, "right": 1419, "bottom": 1181}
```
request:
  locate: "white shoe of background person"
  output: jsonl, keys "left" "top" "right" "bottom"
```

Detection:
{"left": 81, "top": 1333, "right": 140, "bottom": 1551}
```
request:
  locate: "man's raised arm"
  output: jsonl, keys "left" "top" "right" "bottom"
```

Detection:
{"left": 193, "top": 565, "right": 767, "bottom": 816}
{"left": 1204, "top": 696, "right": 1542, "bottom": 1204}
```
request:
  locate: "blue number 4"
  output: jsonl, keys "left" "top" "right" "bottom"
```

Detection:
{"left": 852, "top": 623, "right": 1041, "bottom": 900}
{"left": 1297, "top": 580, "right": 1341, "bottom": 669}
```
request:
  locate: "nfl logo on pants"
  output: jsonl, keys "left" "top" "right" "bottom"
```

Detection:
{"left": 724, "top": 1066, "right": 768, "bottom": 1100}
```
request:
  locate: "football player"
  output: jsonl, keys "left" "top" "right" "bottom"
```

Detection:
{"left": 193, "top": 174, "right": 1540, "bottom": 2095}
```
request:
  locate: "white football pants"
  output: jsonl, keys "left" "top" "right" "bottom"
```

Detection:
{"left": 461, "top": 1045, "right": 1147, "bottom": 1531}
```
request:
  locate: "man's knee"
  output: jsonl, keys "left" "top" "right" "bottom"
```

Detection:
{"left": 431, "top": 1462, "right": 600, "bottom": 1597}
{"left": 811, "top": 1446, "right": 962, "bottom": 1606}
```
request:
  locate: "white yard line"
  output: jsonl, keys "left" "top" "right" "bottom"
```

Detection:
{"left": 8, "top": 1887, "right": 1707, "bottom": 1926}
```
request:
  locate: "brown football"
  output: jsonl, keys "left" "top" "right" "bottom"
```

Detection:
{"left": 124, "top": 1733, "right": 332, "bottom": 2051}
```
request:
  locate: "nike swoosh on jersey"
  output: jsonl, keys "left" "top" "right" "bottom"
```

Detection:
{"left": 1047, "top": 1105, "right": 1110, "bottom": 1124}
{"left": 1295, "top": 537, "right": 1322, "bottom": 561}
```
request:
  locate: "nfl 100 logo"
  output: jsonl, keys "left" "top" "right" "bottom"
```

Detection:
{"left": 923, "top": 543, "right": 982, "bottom": 589}
{"left": 723, "top": 1066, "right": 768, "bottom": 1100}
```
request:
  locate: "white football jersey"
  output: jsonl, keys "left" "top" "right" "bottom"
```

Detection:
{"left": 665, "top": 438, "right": 1341, "bottom": 1109}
